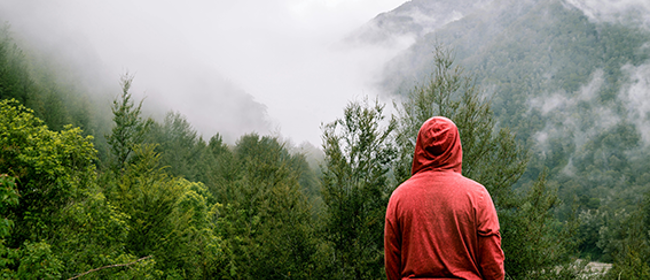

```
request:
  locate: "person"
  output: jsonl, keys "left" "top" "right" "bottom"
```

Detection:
{"left": 384, "top": 116, "right": 505, "bottom": 280}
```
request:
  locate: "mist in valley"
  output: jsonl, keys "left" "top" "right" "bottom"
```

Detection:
{"left": 0, "top": 0, "right": 410, "bottom": 145}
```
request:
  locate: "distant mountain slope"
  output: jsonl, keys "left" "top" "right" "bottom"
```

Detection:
{"left": 349, "top": 0, "right": 650, "bottom": 259}
{"left": 345, "top": 0, "right": 494, "bottom": 46}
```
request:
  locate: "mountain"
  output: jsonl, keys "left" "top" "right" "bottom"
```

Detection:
{"left": 345, "top": 0, "right": 494, "bottom": 46}
{"left": 349, "top": 0, "right": 650, "bottom": 260}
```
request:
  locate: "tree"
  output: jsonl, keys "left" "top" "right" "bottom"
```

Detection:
{"left": 202, "top": 133, "right": 240, "bottom": 203}
{"left": 0, "top": 24, "right": 97, "bottom": 134}
{"left": 0, "top": 98, "right": 96, "bottom": 248}
{"left": 602, "top": 191, "right": 650, "bottom": 279}
{"left": 320, "top": 97, "right": 396, "bottom": 279}
{"left": 106, "top": 74, "right": 153, "bottom": 173}
{"left": 103, "top": 80, "right": 226, "bottom": 278}
{"left": 216, "top": 134, "right": 316, "bottom": 279}
{"left": 0, "top": 99, "right": 137, "bottom": 279}
{"left": 0, "top": 174, "right": 19, "bottom": 278}
{"left": 149, "top": 111, "right": 203, "bottom": 180}
{"left": 111, "top": 144, "right": 224, "bottom": 278}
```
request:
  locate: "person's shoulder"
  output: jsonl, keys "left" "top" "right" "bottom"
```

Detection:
{"left": 458, "top": 174, "right": 482, "bottom": 186}
{"left": 389, "top": 175, "right": 424, "bottom": 201}
{"left": 457, "top": 174, "right": 491, "bottom": 195}
{"left": 390, "top": 180, "right": 411, "bottom": 199}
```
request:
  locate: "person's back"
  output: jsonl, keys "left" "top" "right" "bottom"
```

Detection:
{"left": 384, "top": 117, "right": 505, "bottom": 280}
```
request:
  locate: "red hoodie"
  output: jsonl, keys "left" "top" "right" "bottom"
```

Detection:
{"left": 385, "top": 117, "right": 505, "bottom": 280}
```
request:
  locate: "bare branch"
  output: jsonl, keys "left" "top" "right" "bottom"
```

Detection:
{"left": 67, "top": 255, "right": 152, "bottom": 280}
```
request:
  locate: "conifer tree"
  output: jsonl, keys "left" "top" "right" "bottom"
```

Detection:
{"left": 106, "top": 74, "right": 153, "bottom": 173}
{"left": 216, "top": 134, "right": 316, "bottom": 279}
{"left": 149, "top": 112, "right": 202, "bottom": 180}
{"left": 320, "top": 98, "right": 396, "bottom": 279}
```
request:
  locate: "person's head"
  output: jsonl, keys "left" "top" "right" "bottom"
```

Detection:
{"left": 411, "top": 116, "right": 462, "bottom": 175}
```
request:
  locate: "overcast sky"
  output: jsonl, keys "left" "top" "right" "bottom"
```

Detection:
{"left": 0, "top": 0, "right": 410, "bottom": 146}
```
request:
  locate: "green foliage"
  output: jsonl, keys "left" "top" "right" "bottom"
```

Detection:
{"left": 606, "top": 250, "right": 650, "bottom": 280}
{"left": 104, "top": 142, "right": 226, "bottom": 278}
{"left": 70, "top": 254, "right": 163, "bottom": 280}
{"left": 0, "top": 174, "right": 18, "bottom": 239}
{"left": 0, "top": 99, "right": 137, "bottom": 279}
{"left": 15, "top": 241, "right": 63, "bottom": 280}
{"left": 149, "top": 111, "right": 203, "bottom": 181}
{"left": 106, "top": 74, "right": 153, "bottom": 173}
{"left": 111, "top": 144, "right": 181, "bottom": 258}
{"left": 171, "top": 182, "right": 226, "bottom": 278}
{"left": 0, "top": 26, "right": 34, "bottom": 107}
{"left": 101, "top": 82, "right": 227, "bottom": 278}
{"left": 320, "top": 98, "right": 396, "bottom": 279}
{"left": 0, "top": 98, "right": 96, "bottom": 248}
{"left": 0, "top": 174, "right": 18, "bottom": 278}
{"left": 216, "top": 134, "right": 317, "bottom": 279}
{"left": 53, "top": 188, "right": 134, "bottom": 279}
{"left": 500, "top": 172, "right": 578, "bottom": 279}
{"left": 598, "top": 192, "right": 650, "bottom": 280}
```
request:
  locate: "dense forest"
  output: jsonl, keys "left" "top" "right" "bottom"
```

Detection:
{"left": 2, "top": 0, "right": 650, "bottom": 279}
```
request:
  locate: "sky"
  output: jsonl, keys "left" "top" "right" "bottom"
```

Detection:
{"left": 0, "top": 0, "right": 411, "bottom": 146}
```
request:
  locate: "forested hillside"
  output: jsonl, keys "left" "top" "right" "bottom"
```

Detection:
{"left": 1, "top": 0, "right": 650, "bottom": 278}
{"left": 360, "top": 0, "right": 650, "bottom": 271}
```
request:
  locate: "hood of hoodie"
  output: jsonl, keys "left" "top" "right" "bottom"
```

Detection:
{"left": 411, "top": 116, "right": 463, "bottom": 175}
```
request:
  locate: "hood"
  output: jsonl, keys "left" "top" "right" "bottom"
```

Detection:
{"left": 411, "top": 116, "right": 463, "bottom": 175}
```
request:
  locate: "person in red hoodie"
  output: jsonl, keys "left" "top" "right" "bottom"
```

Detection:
{"left": 384, "top": 116, "right": 505, "bottom": 280}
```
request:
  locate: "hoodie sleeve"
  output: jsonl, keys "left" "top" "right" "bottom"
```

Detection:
{"left": 477, "top": 191, "right": 505, "bottom": 280}
{"left": 384, "top": 207, "right": 401, "bottom": 280}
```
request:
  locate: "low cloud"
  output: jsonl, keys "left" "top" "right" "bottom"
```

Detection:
{"left": 621, "top": 63, "right": 650, "bottom": 145}
{"left": 530, "top": 69, "right": 619, "bottom": 153}
{"left": 565, "top": 0, "right": 650, "bottom": 28}
{"left": 0, "top": 0, "right": 410, "bottom": 146}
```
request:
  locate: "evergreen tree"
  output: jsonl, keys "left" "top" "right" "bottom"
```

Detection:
{"left": 320, "top": 98, "right": 396, "bottom": 279}
{"left": 104, "top": 82, "right": 225, "bottom": 278}
{"left": 149, "top": 111, "right": 203, "bottom": 181}
{"left": 216, "top": 134, "right": 316, "bottom": 279}
{"left": 106, "top": 74, "right": 153, "bottom": 173}
{"left": 602, "top": 191, "right": 650, "bottom": 279}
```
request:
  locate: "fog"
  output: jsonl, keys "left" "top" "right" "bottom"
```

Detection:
{"left": 566, "top": 0, "right": 650, "bottom": 27}
{"left": 529, "top": 69, "right": 621, "bottom": 151}
{"left": 0, "top": 0, "right": 409, "bottom": 145}
{"left": 622, "top": 63, "right": 650, "bottom": 145}
{"left": 529, "top": 58, "right": 650, "bottom": 174}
